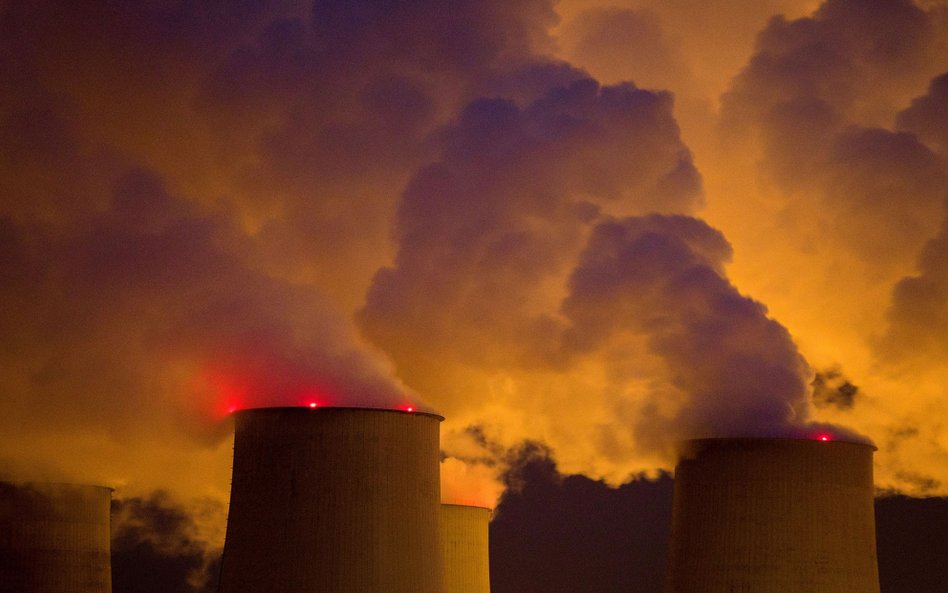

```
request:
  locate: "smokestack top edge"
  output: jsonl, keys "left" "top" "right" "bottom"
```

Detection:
{"left": 441, "top": 502, "right": 493, "bottom": 512}
{"left": 231, "top": 405, "right": 444, "bottom": 421}
{"left": 7, "top": 481, "right": 116, "bottom": 493}
{"left": 678, "top": 436, "right": 877, "bottom": 451}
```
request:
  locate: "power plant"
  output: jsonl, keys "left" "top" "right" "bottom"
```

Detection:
{"left": 440, "top": 504, "right": 491, "bottom": 593}
{"left": 1, "top": 412, "right": 892, "bottom": 592}
{"left": 0, "top": 482, "right": 113, "bottom": 593}
{"left": 217, "top": 406, "right": 444, "bottom": 593}
{"left": 664, "top": 437, "right": 880, "bottom": 593}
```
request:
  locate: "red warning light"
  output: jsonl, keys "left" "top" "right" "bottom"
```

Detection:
{"left": 406, "top": 406, "right": 415, "bottom": 413}
{"left": 819, "top": 435, "right": 830, "bottom": 441}
{"left": 308, "top": 402, "right": 318, "bottom": 409}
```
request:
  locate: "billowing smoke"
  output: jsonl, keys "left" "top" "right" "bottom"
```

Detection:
{"left": 719, "top": 0, "right": 948, "bottom": 273}
{"left": 713, "top": 0, "right": 948, "bottom": 493}
{"left": 879, "top": 72, "right": 948, "bottom": 369}
{"left": 560, "top": 215, "right": 815, "bottom": 441}
{"left": 2, "top": 0, "right": 948, "bottom": 556}
{"left": 360, "top": 78, "right": 702, "bottom": 383}
{"left": 112, "top": 493, "right": 223, "bottom": 593}
{"left": 811, "top": 367, "right": 860, "bottom": 410}
{"left": 361, "top": 70, "right": 866, "bottom": 491}
{"left": 0, "top": 0, "right": 577, "bottom": 498}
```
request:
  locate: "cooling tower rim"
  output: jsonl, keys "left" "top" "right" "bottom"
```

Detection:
{"left": 679, "top": 436, "right": 877, "bottom": 451}
{"left": 441, "top": 502, "right": 493, "bottom": 511}
{"left": 232, "top": 405, "right": 444, "bottom": 421}
{"left": 20, "top": 481, "right": 116, "bottom": 493}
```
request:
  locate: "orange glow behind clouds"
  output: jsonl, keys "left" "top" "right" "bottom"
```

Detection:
{"left": 1, "top": 2, "right": 947, "bottom": 546}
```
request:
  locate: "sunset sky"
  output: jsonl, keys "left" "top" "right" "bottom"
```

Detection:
{"left": 2, "top": 0, "right": 947, "bottom": 590}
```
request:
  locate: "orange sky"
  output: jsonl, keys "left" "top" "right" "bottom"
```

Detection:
{"left": 1, "top": 0, "right": 947, "bottom": 549}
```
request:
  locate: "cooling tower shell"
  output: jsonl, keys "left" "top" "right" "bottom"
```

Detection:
{"left": 0, "top": 482, "right": 112, "bottom": 593}
{"left": 440, "top": 504, "right": 491, "bottom": 593}
{"left": 665, "top": 438, "right": 880, "bottom": 593}
{"left": 218, "top": 406, "right": 444, "bottom": 593}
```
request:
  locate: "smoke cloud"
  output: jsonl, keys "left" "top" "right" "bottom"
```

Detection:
{"left": 711, "top": 0, "right": 948, "bottom": 493}
{"left": 1, "top": 0, "right": 948, "bottom": 553}
{"left": 111, "top": 493, "right": 223, "bottom": 593}
{"left": 560, "top": 215, "right": 816, "bottom": 442}
{"left": 879, "top": 72, "right": 948, "bottom": 369}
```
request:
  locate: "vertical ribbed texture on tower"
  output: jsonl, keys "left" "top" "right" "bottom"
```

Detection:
{"left": 218, "top": 407, "right": 444, "bottom": 593}
{"left": 665, "top": 438, "right": 880, "bottom": 593}
{"left": 0, "top": 482, "right": 112, "bottom": 593}
{"left": 440, "top": 504, "right": 491, "bottom": 593}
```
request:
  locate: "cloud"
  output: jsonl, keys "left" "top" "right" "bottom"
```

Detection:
{"left": 811, "top": 366, "right": 860, "bottom": 410}
{"left": 722, "top": 0, "right": 944, "bottom": 131}
{"left": 112, "top": 492, "right": 223, "bottom": 593}
{"left": 0, "top": 158, "right": 421, "bottom": 496}
{"left": 358, "top": 78, "right": 716, "bottom": 480}
{"left": 0, "top": 0, "right": 594, "bottom": 494}
{"left": 558, "top": 7, "right": 694, "bottom": 92}
{"left": 876, "top": 71, "right": 948, "bottom": 369}
{"left": 719, "top": 0, "right": 948, "bottom": 271}
{"left": 559, "top": 215, "right": 854, "bottom": 445}
{"left": 2, "top": 0, "right": 948, "bottom": 541}
{"left": 897, "top": 71, "right": 948, "bottom": 153}
{"left": 878, "top": 220, "right": 948, "bottom": 366}
{"left": 360, "top": 79, "right": 701, "bottom": 382}
{"left": 489, "top": 444, "right": 673, "bottom": 593}
{"left": 711, "top": 0, "right": 948, "bottom": 494}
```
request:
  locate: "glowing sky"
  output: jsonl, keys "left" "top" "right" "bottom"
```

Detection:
{"left": 2, "top": 0, "right": 947, "bottom": 556}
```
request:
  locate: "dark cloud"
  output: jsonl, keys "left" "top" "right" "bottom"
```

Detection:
{"left": 898, "top": 71, "right": 948, "bottom": 153}
{"left": 112, "top": 493, "right": 221, "bottom": 593}
{"left": 490, "top": 444, "right": 948, "bottom": 593}
{"left": 811, "top": 366, "right": 859, "bottom": 409}
{"left": 490, "top": 446, "right": 673, "bottom": 593}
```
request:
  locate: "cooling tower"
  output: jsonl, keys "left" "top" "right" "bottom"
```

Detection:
{"left": 665, "top": 438, "right": 880, "bottom": 593}
{"left": 0, "top": 482, "right": 112, "bottom": 593}
{"left": 440, "top": 504, "right": 491, "bottom": 593}
{"left": 218, "top": 406, "right": 444, "bottom": 593}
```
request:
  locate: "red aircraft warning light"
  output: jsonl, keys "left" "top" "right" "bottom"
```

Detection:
{"left": 819, "top": 435, "right": 830, "bottom": 441}
{"left": 309, "top": 402, "right": 318, "bottom": 408}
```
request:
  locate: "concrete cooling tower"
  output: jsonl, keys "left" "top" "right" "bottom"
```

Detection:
{"left": 218, "top": 406, "right": 444, "bottom": 593}
{"left": 665, "top": 438, "right": 880, "bottom": 593}
{"left": 440, "top": 504, "right": 491, "bottom": 593}
{"left": 0, "top": 482, "right": 112, "bottom": 593}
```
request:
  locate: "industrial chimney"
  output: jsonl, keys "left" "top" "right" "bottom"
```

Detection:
{"left": 664, "top": 438, "right": 880, "bottom": 593}
{"left": 0, "top": 482, "right": 112, "bottom": 593}
{"left": 218, "top": 406, "right": 444, "bottom": 593}
{"left": 440, "top": 504, "right": 491, "bottom": 593}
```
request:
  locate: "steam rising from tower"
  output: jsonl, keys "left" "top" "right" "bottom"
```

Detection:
{"left": 218, "top": 407, "right": 443, "bottom": 593}
{"left": 665, "top": 438, "right": 880, "bottom": 593}
{"left": 0, "top": 483, "right": 112, "bottom": 593}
